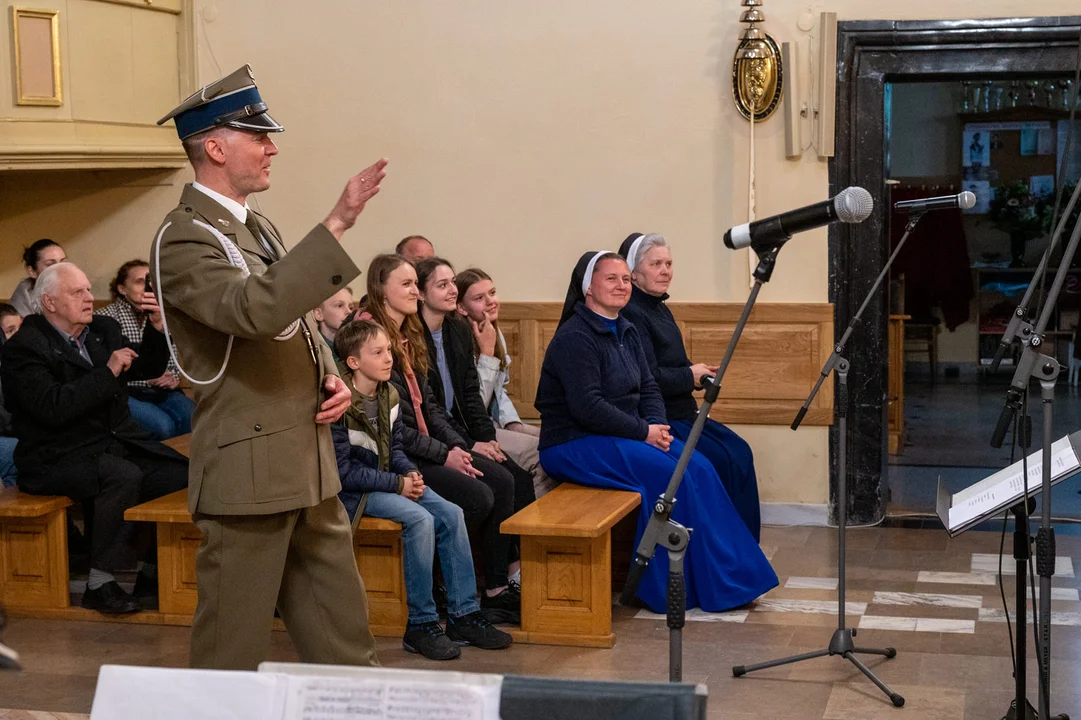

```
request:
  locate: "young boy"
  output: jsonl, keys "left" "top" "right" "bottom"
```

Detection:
{"left": 332, "top": 319, "right": 512, "bottom": 660}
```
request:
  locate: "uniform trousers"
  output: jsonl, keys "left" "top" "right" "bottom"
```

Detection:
{"left": 191, "top": 495, "right": 379, "bottom": 670}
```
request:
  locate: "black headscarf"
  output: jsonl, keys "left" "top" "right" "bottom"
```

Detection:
{"left": 618, "top": 233, "right": 645, "bottom": 271}
{"left": 558, "top": 251, "right": 603, "bottom": 328}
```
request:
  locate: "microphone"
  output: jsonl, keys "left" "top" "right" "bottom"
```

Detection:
{"left": 894, "top": 191, "right": 976, "bottom": 213}
{"left": 723, "top": 186, "right": 874, "bottom": 252}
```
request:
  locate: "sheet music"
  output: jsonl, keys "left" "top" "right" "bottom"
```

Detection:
{"left": 948, "top": 436, "right": 1080, "bottom": 529}
{"left": 90, "top": 665, "right": 287, "bottom": 720}
{"left": 281, "top": 676, "right": 501, "bottom": 720}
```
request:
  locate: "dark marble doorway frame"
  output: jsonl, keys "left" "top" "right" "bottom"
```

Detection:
{"left": 828, "top": 16, "right": 1081, "bottom": 525}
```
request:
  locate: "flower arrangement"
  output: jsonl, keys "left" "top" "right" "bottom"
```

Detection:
{"left": 989, "top": 180, "right": 1048, "bottom": 239}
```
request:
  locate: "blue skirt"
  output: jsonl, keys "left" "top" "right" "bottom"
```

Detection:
{"left": 670, "top": 418, "right": 761, "bottom": 542}
{"left": 539, "top": 436, "right": 777, "bottom": 613}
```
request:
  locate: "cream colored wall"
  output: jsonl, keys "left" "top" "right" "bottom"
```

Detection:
{"left": 3, "top": 1, "right": 1080, "bottom": 506}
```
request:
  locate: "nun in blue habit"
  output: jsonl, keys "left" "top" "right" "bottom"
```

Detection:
{"left": 534, "top": 251, "right": 777, "bottom": 613}
{"left": 618, "top": 232, "right": 762, "bottom": 541}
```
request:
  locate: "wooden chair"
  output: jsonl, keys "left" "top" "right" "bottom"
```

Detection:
{"left": 904, "top": 322, "right": 940, "bottom": 384}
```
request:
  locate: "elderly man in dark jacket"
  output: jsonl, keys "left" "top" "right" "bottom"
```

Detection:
{"left": 0, "top": 263, "right": 187, "bottom": 614}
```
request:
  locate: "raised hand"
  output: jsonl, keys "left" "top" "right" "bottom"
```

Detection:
{"left": 471, "top": 317, "right": 498, "bottom": 358}
{"left": 139, "top": 294, "right": 164, "bottom": 331}
{"left": 323, "top": 158, "right": 389, "bottom": 240}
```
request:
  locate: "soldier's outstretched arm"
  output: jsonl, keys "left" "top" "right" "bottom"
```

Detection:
{"left": 154, "top": 221, "right": 359, "bottom": 341}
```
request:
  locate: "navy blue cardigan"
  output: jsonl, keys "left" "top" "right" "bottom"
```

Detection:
{"left": 332, "top": 406, "right": 417, "bottom": 523}
{"left": 535, "top": 302, "right": 667, "bottom": 450}
{"left": 620, "top": 285, "right": 699, "bottom": 421}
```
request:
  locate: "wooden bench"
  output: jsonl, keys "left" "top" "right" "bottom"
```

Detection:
{"left": 124, "top": 489, "right": 408, "bottom": 634}
{"left": 121, "top": 434, "right": 410, "bottom": 635}
{"left": 0, "top": 487, "right": 72, "bottom": 612}
{"left": 501, "top": 483, "right": 640, "bottom": 648}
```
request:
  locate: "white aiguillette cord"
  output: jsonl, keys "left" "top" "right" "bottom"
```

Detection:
{"left": 151, "top": 219, "right": 300, "bottom": 386}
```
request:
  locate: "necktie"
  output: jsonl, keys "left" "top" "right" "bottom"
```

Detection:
{"left": 245, "top": 213, "right": 279, "bottom": 262}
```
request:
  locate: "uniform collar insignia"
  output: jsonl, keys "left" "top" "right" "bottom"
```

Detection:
{"left": 217, "top": 218, "right": 231, "bottom": 227}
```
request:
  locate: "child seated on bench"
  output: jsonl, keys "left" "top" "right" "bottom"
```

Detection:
{"left": 332, "top": 319, "right": 512, "bottom": 661}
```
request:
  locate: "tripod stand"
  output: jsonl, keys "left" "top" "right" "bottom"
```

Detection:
{"left": 987, "top": 187, "right": 1081, "bottom": 720}
{"left": 619, "top": 247, "right": 782, "bottom": 683}
{"left": 729, "top": 215, "right": 934, "bottom": 709}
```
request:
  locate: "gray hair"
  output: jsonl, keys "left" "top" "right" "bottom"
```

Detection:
{"left": 627, "top": 233, "right": 669, "bottom": 272}
{"left": 31, "top": 261, "right": 76, "bottom": 314}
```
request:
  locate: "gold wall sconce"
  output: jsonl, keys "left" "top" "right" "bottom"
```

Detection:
{"left": 732, "top": 0, "right": 782, "bottom": 121}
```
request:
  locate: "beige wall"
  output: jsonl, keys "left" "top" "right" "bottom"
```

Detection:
{"left": 3, "top": 2, "right": 1080, "bottom": 506}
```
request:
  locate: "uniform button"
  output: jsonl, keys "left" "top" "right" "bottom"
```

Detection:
{"left": 331, "top": 274, "right": 342, "bottom": 285}
{"left": 254, "top": 424, "right": 262, "bottom": 432}
{"left": 184, "top": 206, "right": 193, "bottom": 213}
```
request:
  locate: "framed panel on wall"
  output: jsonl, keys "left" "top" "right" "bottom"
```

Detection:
{"left": 11, "top": 7, "right": 63, "bottom": 106}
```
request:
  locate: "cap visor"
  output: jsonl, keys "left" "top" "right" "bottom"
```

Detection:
{"left": 225, "top": 112, "right": 284, "bottom": 133}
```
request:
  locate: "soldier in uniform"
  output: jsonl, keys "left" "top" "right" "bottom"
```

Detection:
{"left": 151, "top": 65, "right": 387, "bottom": 670}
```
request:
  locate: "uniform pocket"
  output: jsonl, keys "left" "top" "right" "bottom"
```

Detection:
{"left": 217, "top": 399, "right": 298, "bottom": 447}
{"left": 214, "top": 399, "right": 300, "bottom": 505}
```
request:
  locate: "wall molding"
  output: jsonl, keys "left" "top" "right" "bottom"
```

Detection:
{"left": 498, "top": 301, "right": 834, "bottom": 427}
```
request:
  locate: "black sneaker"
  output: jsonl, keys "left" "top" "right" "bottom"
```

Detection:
{"left": 446, "top": 611, "right": 513, "bottom": 650}
{"left": 402, "top": 622, "right": 460, "bottom": 661}
{"left": 81, "top": 581, "right": 140, "bottom": 614}
{"left": 480, "top": 585, "right": 521, "bottom": 625}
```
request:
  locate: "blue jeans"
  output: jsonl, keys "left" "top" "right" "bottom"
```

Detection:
{"left": 0, "top": 436, "right": 17, "bottom": 488}
{"left": 128, "top": 391, "right": 195, "bottom": 440}
{"left": 363, "top": 488, "right": 479, "bottom": 626}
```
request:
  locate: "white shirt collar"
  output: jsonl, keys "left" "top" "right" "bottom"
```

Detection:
{"left": 192, "top": 181, "right": 248, "bottom": 224}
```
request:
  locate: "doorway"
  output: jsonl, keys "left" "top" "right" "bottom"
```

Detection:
{"left": 828, "top": 16, "right": 1081, "bottom": 526}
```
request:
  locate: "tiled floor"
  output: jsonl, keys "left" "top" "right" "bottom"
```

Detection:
{"left": 4, "top": 524, "right": 1081, "bottom": 719}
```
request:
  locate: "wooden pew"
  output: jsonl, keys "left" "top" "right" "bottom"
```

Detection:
{"left": 501, "top": 483, "right": 641, "bottom": 648}
{"left": 124, "top": 489, "right": 408, "bottom": 635}
{"left": 123, "top": 435, "right": 409, "bottom": 635}
{"left": 0, "top": 487, "right": 72, "bottom": 612}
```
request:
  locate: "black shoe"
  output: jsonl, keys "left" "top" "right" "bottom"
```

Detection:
{"left": 81, "top": 581, "right": 141, "bottom": 614}
{"left": 402, "top": 622, "right": 460, "bottom": 661}
{"left": 433, "top": 583, "right": 448, "bottom": 619}
{"left": 446, "top": 611, "right": 513, "bottom": 650}
{"left": 480, "top": 585, "right": 521, "bottom": 625}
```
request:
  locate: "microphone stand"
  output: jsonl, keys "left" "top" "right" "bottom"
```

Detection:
{"left": 988, "top": 181, "right": 1081, "bottom": 372}
{"left": 988, "top": 205, "right": 1081, "bottom": 720}
{"left": 730, "top": 212, "right": 933, "bottom": 708}
{"left": 619, "top": 245, "right": 782, "bottom": 683}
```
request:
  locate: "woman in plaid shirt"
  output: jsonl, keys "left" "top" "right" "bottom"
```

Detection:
{"left": 97, "top": 260, "right": 194, "bottom": 440}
